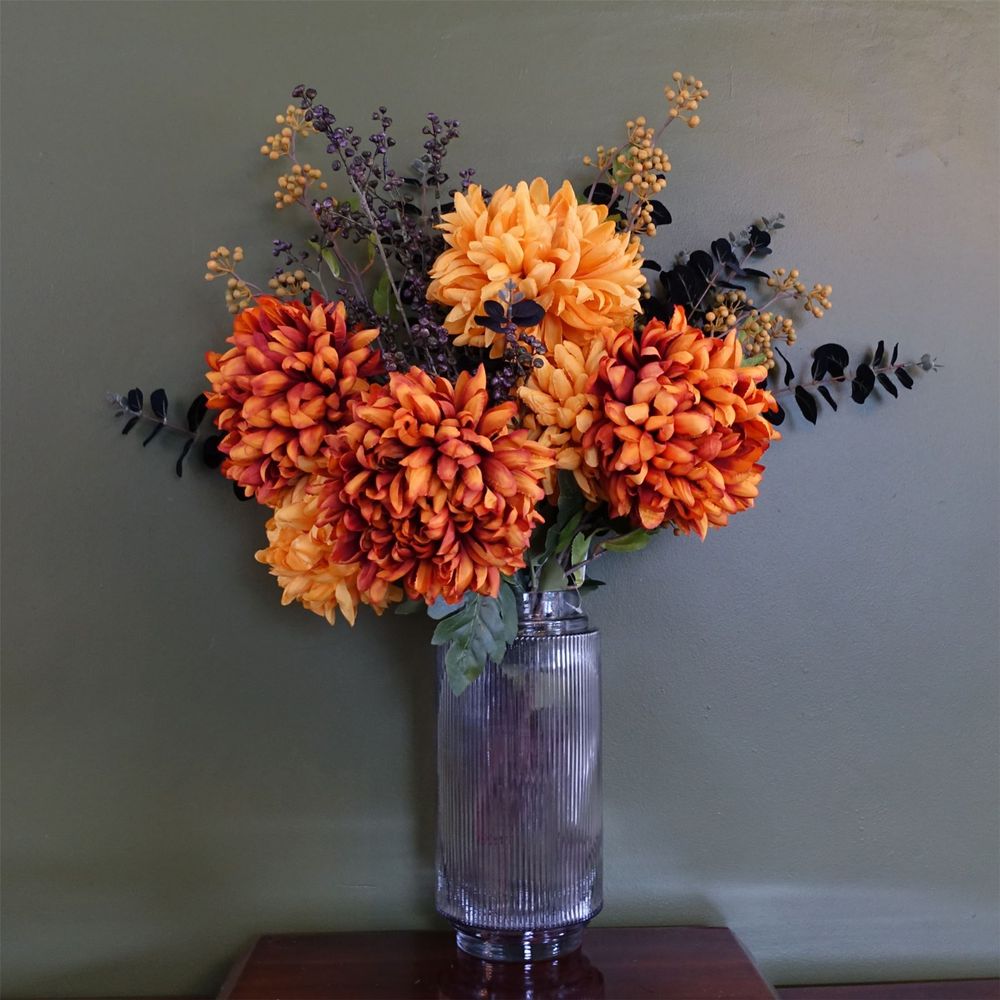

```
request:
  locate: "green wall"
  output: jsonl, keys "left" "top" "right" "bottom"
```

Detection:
{"left": 2, "top": 2, "right": 997, "bottom": 995}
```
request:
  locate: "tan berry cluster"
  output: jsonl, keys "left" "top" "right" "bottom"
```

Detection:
{"left": 204, "top": 246, "right": 254, "bottom": 314}
{"left": 274, "top": 163, "right": 327, "bottom": 209}
{"left": 702, "top": 280, "right": 828, "bottom": 369}
{"left": 766, "top": 268, "right": 833, "bottom": 318}
{"left": 267, "top": 269, "right": 312, "bottom": 298}
{"left": 260, "top": 105, "right": 315, "bottom": 159}
{"left": 582, "top": 144, "right": 618, "bottom": 174}
{"left": 582, "top": 121, "right": 673, "bottom": 237}
{"left": 803, "top": 283, "right": 833, "bottom": 318}
{"left": 582, "top": 72, "right": 708, "bottom": 239}
{"left": 665, "top": 72, "right": 709, "bottom": 128}
{"left": 739, "top": 310, "right": 798, "bottom": 368}
{"left": 704, "top": 290, "right": 747, "bottom": 335}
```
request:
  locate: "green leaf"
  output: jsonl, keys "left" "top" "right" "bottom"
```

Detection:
{"left": 540, "top": 472, "right": 585, "bottom": 563}
{"left": 602, "top": 528, "right": 656, "bottom": 552}
{"left": 431, "top": 606, "right": 475, "bottom": 645}
{"left": 477, "top": 598, "right": 504, "bottom": 654}
{"left": 373, "top": 272, "right": 391, "bottom": 316}
{"left": 366, "top": 233, "right": 378, "bottom": 265}
{"left": 555, "top": 471, "right": 584, "bottom": 524}
{"left": 570, "top": 532, "right": 591, "bottom": 585}
{"left": 555, "top": 510, "right": 583, "bottom": 554}
{"left": 321, "top": 248, "right": 341, "bottom": 278}
{"left": 538, "top": 559, "right": 569, "bottom": 592}
{"left": 437, "top": 590, "right": 519, "bottom": 695}
{"left": 498, "top": 580, "right": 520, "bottom": 646}
{"left": 742, "top": 352, "right": 767, "bottom": 367}
{"left": 445, "top": 628, "right": 481, "bottom": 694}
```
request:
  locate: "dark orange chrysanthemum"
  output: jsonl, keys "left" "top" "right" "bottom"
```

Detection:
{"left": 317, "top": 365, "right": 553, "bottom": 606}
{"left": 582, "top": 308, "right": 780, "bottom": 537}
{"left": 205, "top": 295, "right": 382, "bottom": 505}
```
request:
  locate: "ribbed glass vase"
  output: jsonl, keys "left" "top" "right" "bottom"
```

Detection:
{"left": 435, "top": 590, "right": 602, "bottom": 962}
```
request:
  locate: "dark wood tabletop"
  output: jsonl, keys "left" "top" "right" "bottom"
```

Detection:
{"left": 778, "top": 983, "right": 999, "bottom": 999}
{"left": 217, "top": 926, "right": 778, "bottom": 999}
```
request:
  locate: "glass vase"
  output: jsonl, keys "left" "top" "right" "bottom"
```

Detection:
{"left": 435, "top": 590, "right": 602, "bottom": 962}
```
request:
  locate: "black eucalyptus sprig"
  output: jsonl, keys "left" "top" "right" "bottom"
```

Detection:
{"left": 766, "top": 342, "right": 940, "bottom": 425}
{"left": 643, "top": 219, "right": 783, "bottom": 328}
{"left": 107, "top": 387, "right": 227, "bottom": 482}
{"left": 474, "top": 281, "right": 547, "bottom": 401}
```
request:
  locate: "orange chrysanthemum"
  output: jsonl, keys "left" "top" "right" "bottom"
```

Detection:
{"left": 582, "top": 309, "right": 780, "bottom": 537}
{"left": 426, "top": 178, "right": 645, "bottom": 355}
{"left": 206, "top": 295, "right": 382, "bottom": 505}
{"left": 518, "top": 337, "right": 608, "bottom": 500}
{"left": 254, "top": 477, "right": 401, "bottom": 625}
{"left": 317, "top": 366, "right": 554, "bottom": 607}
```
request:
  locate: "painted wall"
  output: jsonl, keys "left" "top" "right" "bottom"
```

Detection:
{"left": 2, "top": 1, "right": 997, "bottom": 995}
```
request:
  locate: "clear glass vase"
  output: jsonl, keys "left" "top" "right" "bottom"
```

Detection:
{"left": 435, "top": 590, "right": 602, "bottom": 962}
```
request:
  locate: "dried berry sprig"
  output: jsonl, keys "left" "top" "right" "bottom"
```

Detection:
{"left": 582, "top": 71, "right": 708, "bottom": 240}
{"left": 284, "top": 86, "right": 547, "bottom": 402}
{"left": 290, "top": 87, "right": 473, "bottom": 375}
{"left": 203, "top": 245, "right": 263, "bottom": 314}
{"left": 260, "top": 104, "right": 329, "bottom": 210}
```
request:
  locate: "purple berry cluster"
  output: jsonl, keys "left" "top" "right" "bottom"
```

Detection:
{"left": 281, "top": 84, "right": 545, "bottom": 405}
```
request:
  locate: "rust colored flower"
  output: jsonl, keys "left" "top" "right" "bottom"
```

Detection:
{"left": 426, "top": 179, "right": 645, "bottom": 355}
{"left": 582, "top": 309, "right": 780, "bottom": 537}
{"left": 206, "top": 295, "right": 382, "bottom": 505}
{"left": 317, "top": 366, "right": 553, "bottom": 606}
{"left": 254, "top": 477, "right": 400, "bottom": 625}
{"left": 518, "top": 337, "right": 608, "bottom": 501}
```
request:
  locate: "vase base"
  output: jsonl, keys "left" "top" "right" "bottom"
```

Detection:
{"left": 452, "top": 923, "right": 586, "bottom": 962}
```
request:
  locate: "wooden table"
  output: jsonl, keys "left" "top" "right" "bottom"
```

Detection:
{"left": 218, "top": 926, "right": 778, "bottom": 999}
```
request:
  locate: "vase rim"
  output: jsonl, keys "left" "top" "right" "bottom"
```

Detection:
{"left": 518, "top": 589, "right": 587, "bottom": 629}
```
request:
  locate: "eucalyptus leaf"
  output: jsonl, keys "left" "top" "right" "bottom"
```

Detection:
{"left": 175, "top": 437, "right": 194, "bottom": 477}
{"left": 150, "top": 389, "right": 168, "bottom": 420}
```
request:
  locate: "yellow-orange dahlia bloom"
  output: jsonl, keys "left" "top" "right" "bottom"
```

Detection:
{"left": 582, "top": 309, "right": 780, "bottom": 537}
{"left": 518, "top": 337, "right": 608, "bottom": 501}
{"left": 206, "top": 295, "right": 382, "bottom": 505}
{"left": 427, "top": 179, "right": 645, "bottom": 355}
{"left": 254, "top": 477, "right": 400, "bottom": 625}
{"left": 317, "top": 366, "right": 554, "bottom": 606}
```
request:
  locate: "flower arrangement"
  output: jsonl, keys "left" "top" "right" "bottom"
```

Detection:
{"left": 110, "top": 77, "right": 938, "bottom": 692}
